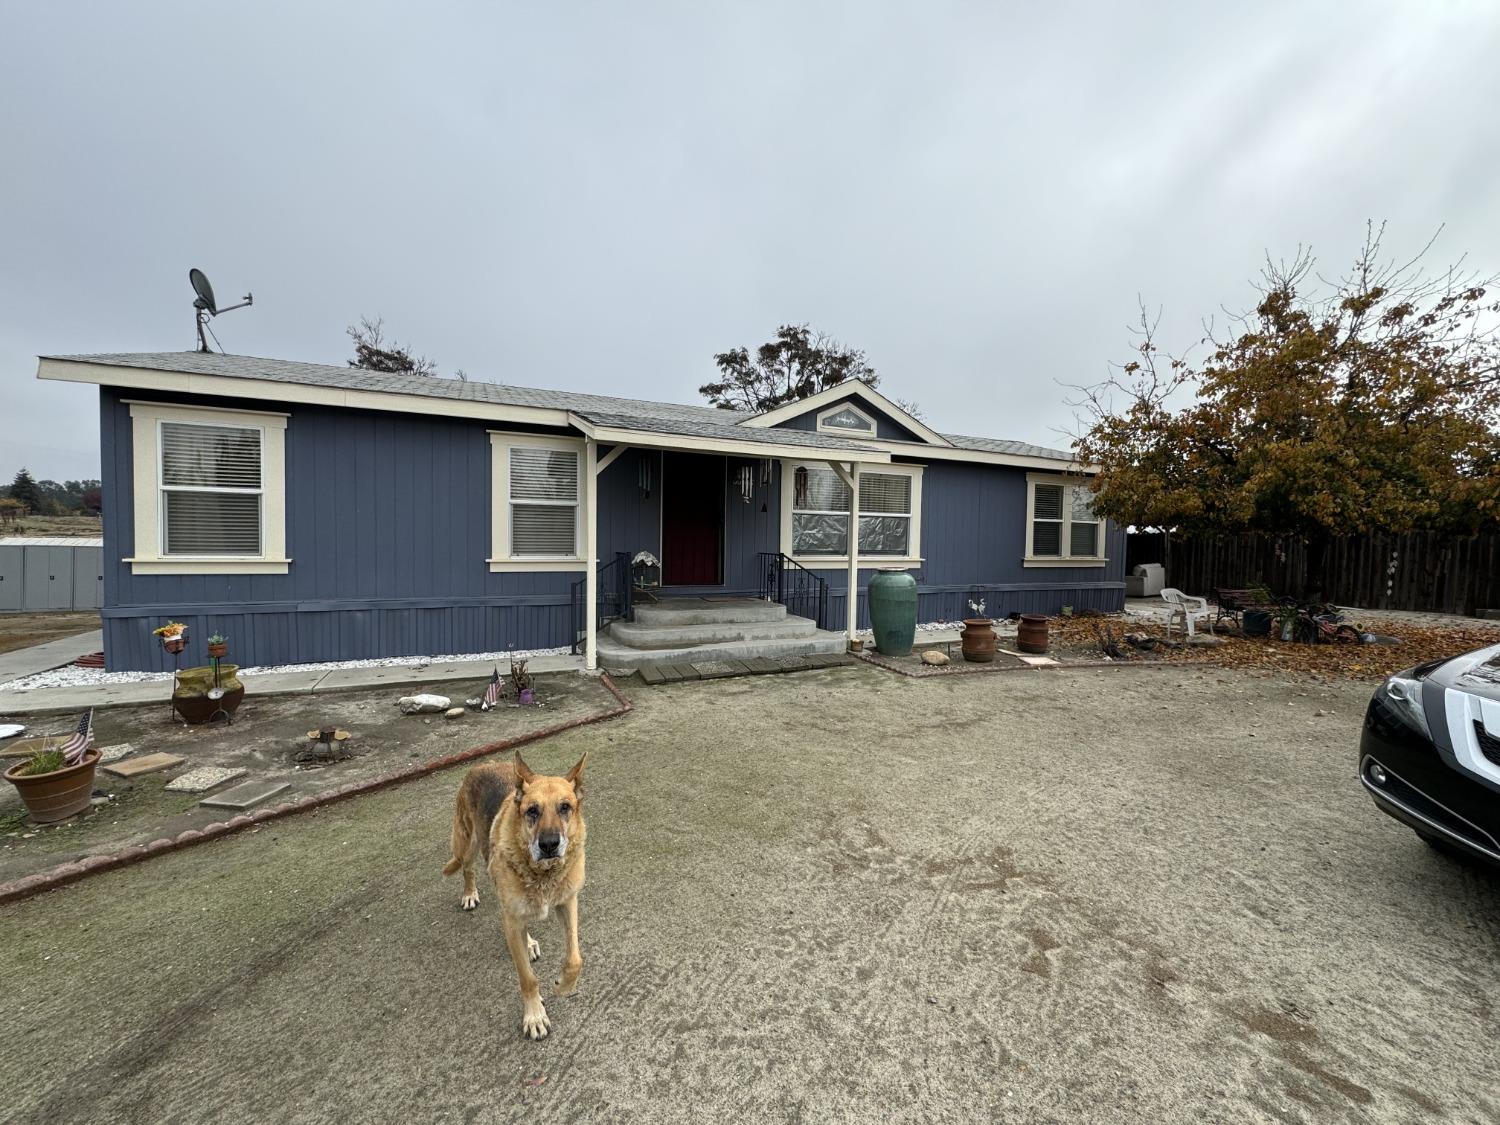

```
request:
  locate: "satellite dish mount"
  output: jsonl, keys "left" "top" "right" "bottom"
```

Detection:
{"left": 189, "top": 268, "right": 253, "bottom": 352}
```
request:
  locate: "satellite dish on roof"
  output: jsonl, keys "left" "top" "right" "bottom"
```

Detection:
{"left": 188, "top": 268, "right": 253, "bottom": 352}
{"left": 189, "top": 268, "right": 218, "bottom": 315}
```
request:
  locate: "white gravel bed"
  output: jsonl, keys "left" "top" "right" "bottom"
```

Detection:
{"left": 0, "top": 646, "right": 572, "bottom": 694}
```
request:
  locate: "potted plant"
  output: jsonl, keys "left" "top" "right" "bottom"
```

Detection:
{"left": 207, "top": 633, "right": 228, "bottom": 659}
{"left": 3, "top": 712, "right": 99, "bottom": 824}
{"left": 960, "top": 598, "right": 997, "bottom": 663}
{"left": 511, "top": 656, "right": 535, "bottom": 705}
{"left": 154, "top": 621, "right": 188, "bottom": 655}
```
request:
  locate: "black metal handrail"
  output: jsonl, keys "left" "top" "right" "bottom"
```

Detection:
{"left": 757, "top": 551, "right": 830, "bottom": 630}
{"left": 570, "top": 551, "right": 633, "bottom": 655}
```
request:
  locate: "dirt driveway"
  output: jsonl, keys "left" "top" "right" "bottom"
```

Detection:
{"left": 4, "top": 665, "right": 1498, "bottom": 1123}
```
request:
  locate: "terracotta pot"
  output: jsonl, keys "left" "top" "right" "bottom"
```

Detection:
{"left": 5, "top": 749, "right": 100, "bottom": 824}
{"left": 207, "top": 642, "right": 227, "bottom": 659}
{"left": 1017, "top": 614, "right": 1050, "bottom": 654}
{"left": 173, "top": 663, "right": 244, "bottom": 723}
{"left": 163, "top": 637, "right": 186, "bottom": 655}
{"left": 960, "top": 618, "right": 996, "bottom": 663}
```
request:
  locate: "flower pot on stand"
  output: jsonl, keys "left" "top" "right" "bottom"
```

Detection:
{"left": 5, "top": 748, "right": 101, "bottom": 823}
{"left": 163, "top": 637, "right": 186, "bottom": 656}
{"left": 960, "top": 618, "right": 997, "bottom": 663}
{"left": 207, "top": 642, "right": 227, "bottom": 659}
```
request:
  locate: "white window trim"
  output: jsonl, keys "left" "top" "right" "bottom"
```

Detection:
{"left": 125, "top": 402, "right": 289, "bottom": 575}
{"left": 815, "top": 401, "right": 877, "bottom": 436}
{"left": 779, "top": 460, "right": 924, "bottom": 569}
{"left": 489, "top": 433, "right": 589, "bottom": 572}
{"left": 1024, "top": 472, "right": 1106, "bottom": 568}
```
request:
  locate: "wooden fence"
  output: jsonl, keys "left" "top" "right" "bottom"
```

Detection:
{"left": 1125, "top": 531, "right": 1500, "bottom": 616}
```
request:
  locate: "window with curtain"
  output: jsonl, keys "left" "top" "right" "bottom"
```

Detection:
{"left": 159, "top": 421, "right": 263, "bottom": 555}
{"left": 509, "top": 446, "right": 580, "bottom": 556}
{"left": 1027, "top": 477, "right": 1103, "bottom": 561}
{"left": 791, "top": 466, "right": 915, "bottom": 556}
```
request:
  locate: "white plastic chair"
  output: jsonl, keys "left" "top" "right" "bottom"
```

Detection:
{"left": 1161, "top": 588, "right": 1214, "bottom": 639}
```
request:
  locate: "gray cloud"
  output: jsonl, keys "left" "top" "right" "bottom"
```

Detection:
{"left": 4, "top": 1, "right": 1497, "bottom": 481}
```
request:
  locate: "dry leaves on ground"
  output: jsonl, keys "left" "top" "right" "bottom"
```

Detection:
{"left": 1049, "top": 615, "right": 1498, "bottom": 681}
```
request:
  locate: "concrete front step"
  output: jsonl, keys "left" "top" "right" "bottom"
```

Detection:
{"left": 595, "top": 628, "right": 847, "bottom": 670}
{"left": 608, "top": 615, "right": 818, "bottom": 650}
{"left": 631, "top": 597, "right": 787, "bottom": 627}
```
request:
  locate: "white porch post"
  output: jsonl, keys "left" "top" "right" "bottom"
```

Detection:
{"left": 585, "top": 438, "right": 599, "bottom": 671}
{"left": 846, "top": 461, "right": 860, "bottom": 643}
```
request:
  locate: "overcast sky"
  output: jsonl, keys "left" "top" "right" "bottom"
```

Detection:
{"left": 3, "top": 1, "right": 1497, "bottom": 481}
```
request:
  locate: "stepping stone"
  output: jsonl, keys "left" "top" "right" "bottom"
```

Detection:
{"left": 691, "top": 660, "right": 739, "bottom": 679}
{"left": 774, "top": 656, "right": 811, "bottom": 671}
{"left": 1017, "top": 655, "right": 1059, "bottom": 667}
{"left": 200, "top": 780, "right": 291, "bottom": 810}
{"left": 638, "top": 665, "right": 666, "bottom": 685}
{"left": 96, "top": 743, "right": 137, "bottom": 764}
{"left": 742, "top": 658, "right": 778, "bottom": 674}
{"left": 663, "top": 663, "right": 700, "bottom": 681}
{"left": 104, "top": 752, "right": 185, "bottom": 778}
{"left": 164, "top": 766, "right": 248, "bottom": 793}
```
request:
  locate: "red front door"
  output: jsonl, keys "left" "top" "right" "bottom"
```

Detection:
{"left": 661, "top": 453, "right": 724, "bottom": 585}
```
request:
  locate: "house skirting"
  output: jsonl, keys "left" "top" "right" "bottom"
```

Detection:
{"left": 100, "top": 580, "right": 1124, "bottom": 671}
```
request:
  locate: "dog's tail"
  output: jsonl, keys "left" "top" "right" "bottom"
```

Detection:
{"left": 442, "top": 856, "right": 463, "bottom": 876}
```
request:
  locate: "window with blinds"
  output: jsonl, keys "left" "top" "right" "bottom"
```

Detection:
{"left": 791, "top": 466, "right": 914, "bottom": 556}
{"left": 1027, "top": 478, "right": 1103, "bottom": 561}
{"left": 509, "top": 446, "right": 580, "bottom": 556}
{"left": 159, "top": 421, "right": 263, "bottom": 556}
{"left": 1031, "top": 483, "right": 1064, "bottom": 557}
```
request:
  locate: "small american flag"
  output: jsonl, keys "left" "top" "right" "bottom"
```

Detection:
{"left": 483, "top": 667, "right": 502, "bottom": 709}
{"left": 59, "top": 709, "right": 94, "bottom": 765}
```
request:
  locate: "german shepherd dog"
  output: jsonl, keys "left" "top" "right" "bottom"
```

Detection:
{"left": 442, "top": 751, "right": 587, "bottom": 1039}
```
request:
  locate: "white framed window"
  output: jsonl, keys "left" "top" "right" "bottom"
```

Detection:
{"left": 489, "top": 433, "right": 587, "bottom": 571}
{"left": 780, "top": 460, "right": 923, "bottom": 567}
{"left": 816, "top": 402, "right": 877, "bottom": 436}
{"left": 1025, "top": 473, "right": 1104, "bottom": 567}
{"left": 126, "top": 402, "right": 289, "bottom": 574}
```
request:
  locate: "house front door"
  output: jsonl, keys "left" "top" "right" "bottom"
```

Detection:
{"left": 661, "top": 452, "right": 724, "bottom": 585}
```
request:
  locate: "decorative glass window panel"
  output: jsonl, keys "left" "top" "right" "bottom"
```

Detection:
{"left": 159, "top": 421, "right": 263, "bottom": 556}
{"left": 820, "top": 406, "right": 874, "bottom": 433}
{"left": 509, "top": 447, "right": 579, "bottom": 556}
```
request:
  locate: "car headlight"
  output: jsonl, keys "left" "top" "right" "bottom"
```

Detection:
{"left": 1379, "top": 670, "right": 1431, "bottom": 738}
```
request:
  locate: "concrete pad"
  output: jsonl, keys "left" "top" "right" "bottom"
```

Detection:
{"left": 241, "top": 671, "right": 324, "bottom": 697}
{"left": 164, "top": 766, "right": 247, "bottom": 793}
{"left": 0, "top": 630, "right": 104, "bottom": 684}
{"left": 103, "top": 752, "right": 185, "bottom": 778}
{"left": 200, "top": 780, "right": 291, "bottom": 810}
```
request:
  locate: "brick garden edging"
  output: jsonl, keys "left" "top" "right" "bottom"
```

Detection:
{"left": 0, "top": 675, "right": 633, "bottom": 907}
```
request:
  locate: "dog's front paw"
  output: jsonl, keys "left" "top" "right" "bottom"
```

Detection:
{"left": 527, "top": 935, "right": 542, "bottom": 962}
{"left": 521, "top": 999, "right": 550, "bottom": 1040}
{"left": 460, "top": 890, "right": 479, "bottom": 911}
{"left": 554, "top": 960, "right": 582, "bottom": 997}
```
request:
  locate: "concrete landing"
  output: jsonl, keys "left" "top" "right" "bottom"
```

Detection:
{"left": 598, "top": 597, "right": 847, "bottom": 670}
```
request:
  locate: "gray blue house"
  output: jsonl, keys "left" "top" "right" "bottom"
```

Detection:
{"left": 38, "top": 353, "right": 1123, "bottom": 671}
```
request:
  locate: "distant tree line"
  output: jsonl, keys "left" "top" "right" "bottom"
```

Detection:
{"left": 2, "top": 467, "right": 102, "bottom": 516}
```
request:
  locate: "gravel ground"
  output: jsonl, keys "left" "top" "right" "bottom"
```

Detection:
{"left": 2, "top": 664, "right": 1497, "bottom": 1123}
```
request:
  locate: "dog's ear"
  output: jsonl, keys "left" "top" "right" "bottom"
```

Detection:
{"left": 513, "top": 751, "right": 536, "bottom": 801}
{"left": 565, "top": 753, "right": 587, "bottom": 795}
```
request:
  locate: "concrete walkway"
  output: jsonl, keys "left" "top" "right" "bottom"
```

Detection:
{"left": 0, "top": 651, "right": 584, "bottom": 715}
{"left": 0, "top": 629, "right": 102, "bottom": 684}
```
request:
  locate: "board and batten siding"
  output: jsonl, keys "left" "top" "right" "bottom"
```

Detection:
{"left": 99, "top": 388, "right": 585, "bottom": 671}
{"left": 98, "top": 388, "right": 1123, "bottom": 669}
{"left": 793, "top": 460, "right": 1126, "bottom": 628}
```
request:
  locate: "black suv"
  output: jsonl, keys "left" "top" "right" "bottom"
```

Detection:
{"left": 1359, "top": 642, "right": 1500, "bottom": 867}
